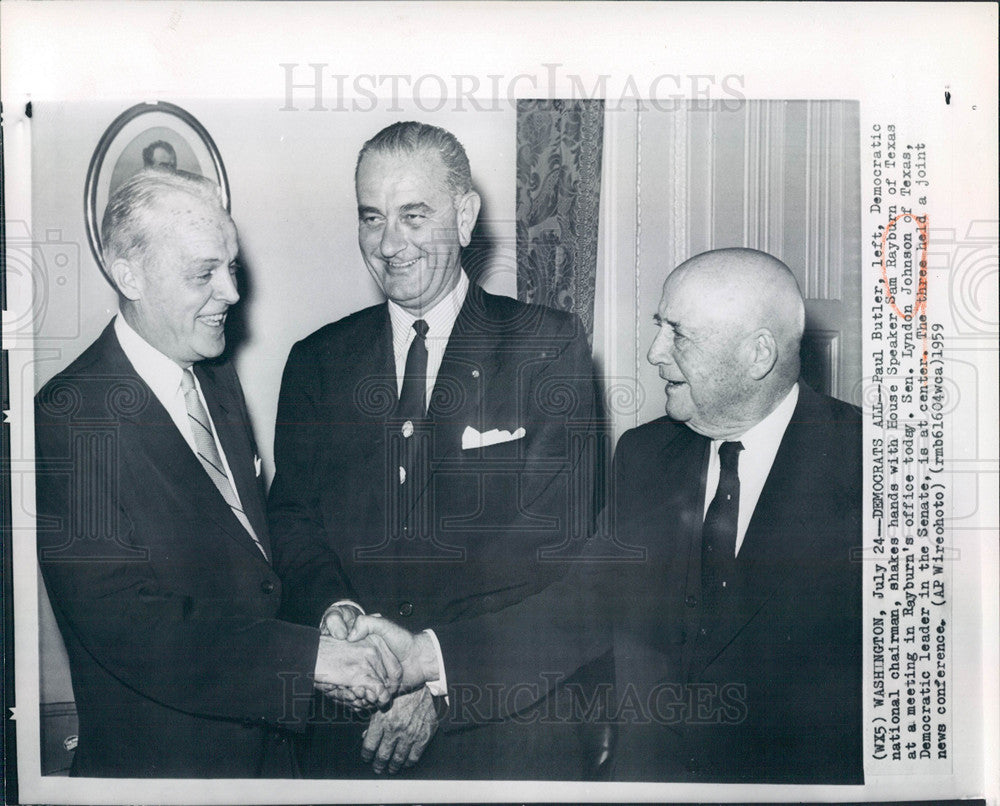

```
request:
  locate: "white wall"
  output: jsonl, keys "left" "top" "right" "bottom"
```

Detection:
{"left": 31, "top": 99, "right": 517, "bottom": 702}
{"left": 31, "top": 99, "right": 517, "bottom": 474}
{"left": 593, "top": 101, "right": 862, "bottom": 439}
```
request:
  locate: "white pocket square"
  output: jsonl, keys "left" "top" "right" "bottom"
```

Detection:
{"left": 461, "top": 425, "right": 526, "bottom": 450}
{"left": 254, "top": 455, "right": 263, "bottom": 477}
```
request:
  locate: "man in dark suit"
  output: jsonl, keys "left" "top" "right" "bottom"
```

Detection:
{"left": 35, "top": 169, "right": 399, "bottom": 777}
{"left": 605, "top": 247, "right": 863, "bottom": 783}
{"left": 268, "top": 121, "right": 605, "bottom": 778}
{"left": 398, "top": 247, "right": 864, "bottom": 783}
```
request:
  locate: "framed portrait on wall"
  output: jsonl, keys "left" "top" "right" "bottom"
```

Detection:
{"left": 83, "top": 101, "right": 230, "bottom": 269}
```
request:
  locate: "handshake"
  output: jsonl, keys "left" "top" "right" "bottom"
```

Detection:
{"left": 312, "top": 607, "right": 443, "bottom": 773}
{"left": 312, "top": 607, "right": 439, "bottom": 707}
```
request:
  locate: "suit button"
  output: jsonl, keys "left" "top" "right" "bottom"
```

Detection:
{"left": 398, "top": 601, "right": 414, "bottom": 617}
{"left": 685, "top": 595, "right": 698, "bottom": 607}
{"left": 261, "top": 580, "right": 275, "bottom": 594}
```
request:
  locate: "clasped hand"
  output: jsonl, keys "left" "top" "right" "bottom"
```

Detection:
{"left": 313, "top": 607, "right": 438, "bottom": 706}
{"left": 316, "top": 608, "right": 443, "bottom": 772}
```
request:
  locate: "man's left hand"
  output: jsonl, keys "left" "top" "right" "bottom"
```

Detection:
{"left": 362, "top": 687, "right": 439, "bottom": 774}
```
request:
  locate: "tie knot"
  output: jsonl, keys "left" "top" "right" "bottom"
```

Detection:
{"left": 718, "top": 440, "right": 743, "bottom": 470}
{"left": 412, "top": 319, "right": 429, "bottom": 339}
{"left": 180, "top": 368, "right": 196, "bottom": 394}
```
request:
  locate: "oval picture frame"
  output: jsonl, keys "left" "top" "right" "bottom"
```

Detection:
{"left": 84, "top": 101, "right": 230, "bottom": 271}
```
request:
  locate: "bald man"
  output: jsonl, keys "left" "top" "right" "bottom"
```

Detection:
{"left": 602, "top": 247, "right": 862, "bottom": 782}
{"left": 372, "top": 247, "right": 864, "bottom": 783}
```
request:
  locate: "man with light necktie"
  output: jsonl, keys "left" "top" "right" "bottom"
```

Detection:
{"left": 268, "top": 121, "right": 606, "bottom": 778}
{"left": 35, "top": 169, "right": 400, "bottom": 777}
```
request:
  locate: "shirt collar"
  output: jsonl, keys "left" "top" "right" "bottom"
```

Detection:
{"left": 721, "top": 383, "right": 800, "bottom": 454}
{"left": 387, "top": 269, "right": 470, "bottom": 350}
{"left": 114, "top": 314, "right": 187, "bottom": 400}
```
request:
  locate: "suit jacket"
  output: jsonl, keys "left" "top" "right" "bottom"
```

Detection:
{"left": 454, "top": 383, "right": 864, "bottom": 784}
{"left": 35, "top": 321, "right": 319, "bottom": 777}
{"left": 606, "top": 383, "right": 863, "bottom": 783}
{"left": 268, "top": 282, "right": 606, "bottom": 778}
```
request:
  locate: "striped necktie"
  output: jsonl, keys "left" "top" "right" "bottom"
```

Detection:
{"left": 180, "top": 369, "right": 267, "bottom": 559}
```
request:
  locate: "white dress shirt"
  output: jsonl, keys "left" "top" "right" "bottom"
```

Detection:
{"left": 113, "top": 315, "right": 245, "bottom": 506}
{"left": 702, "top": 384, "right": 799, "bottom": 556}
{"left": 387, "top": 269, "right": 470, "bottom": 406}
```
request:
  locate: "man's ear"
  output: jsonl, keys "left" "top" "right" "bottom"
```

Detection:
{"left": 746, "top": 328, "right": 779, "bottom": 380}
{"left": 456, "top": 191, "right": 482, "bottom": 247}
{"left": 108, "top": 258, "right": 143, "bottom": 302}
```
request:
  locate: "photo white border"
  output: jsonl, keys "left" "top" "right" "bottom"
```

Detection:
{"left": 3, "top": 2, "right": 997, "bottom": 803}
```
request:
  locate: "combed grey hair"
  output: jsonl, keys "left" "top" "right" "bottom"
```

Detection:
{"left": 101, "top": 168, "right": 224, "bottom": 268}
{"left": 355, "top": 121, "right": 473, "bottom": 198}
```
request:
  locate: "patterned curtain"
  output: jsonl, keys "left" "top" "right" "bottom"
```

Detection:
{"left": 516, "top": 99, "right": 604, "bottom": 341}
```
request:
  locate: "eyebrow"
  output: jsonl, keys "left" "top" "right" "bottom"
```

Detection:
{"left": 190, "top": 259, "right": 223, "bottom": 272}
{"left": 357, "top": 201, "right": 436, "bottom": 218}
{"left": 654, "top": 313, "right": 684, "bottom": 332}
{"left": 399, "top": 202, "right": 434, "bottom": 215}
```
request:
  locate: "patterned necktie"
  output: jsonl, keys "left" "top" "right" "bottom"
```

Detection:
{"left": 396, "top": 319, "right": 429, "bottom": 420}
{"left": 701, "top": 440, "right": 744, "bottom": 610}
{"left": 180, "top": 369, "right": 267, "bottom": 559}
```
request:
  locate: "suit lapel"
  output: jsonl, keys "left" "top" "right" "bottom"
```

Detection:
{"left": 197, "top": 362, "right": 271, "bottom": 561}
{"left": 426, "top": 282, "right": 499, "bottom": 444}
{"left": 98, "top": 331, "right": 270, "bottom": 566}
{"left": 367, "top": 304, "right": 398, "bottom": 405}
{"left": 656, "top": 429, "right": 712, "bottom": 678}
{"left": 361, "top": 305, "right": 398, "bottom": 478}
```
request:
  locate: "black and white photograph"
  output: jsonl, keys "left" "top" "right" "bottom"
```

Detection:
{"left": 1, "top": 3, "right": 996, "bottom": 804}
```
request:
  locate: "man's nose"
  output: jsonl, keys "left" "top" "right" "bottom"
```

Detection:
{"left": 379, "top": 220, "right": 407, "bottom": 258}
{"left": 213, "top": 267, "right": 240, "bottom": 305}
{"left": 647, "top": 327, "right": 673, "bottom": 367}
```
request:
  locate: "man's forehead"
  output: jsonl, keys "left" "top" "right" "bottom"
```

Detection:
{"left": 660, "top": 268, "right": 718, "bottom": 320}
{"left": 146, "top": 197, "right": 236, "bottom": 256}
{"left": 154, "top": 190, "right": 228, "bottom": 223}
{"left": 357, "top": 149, "right": 448, "bottom": 190}
{"left": 660, "top": 268, "right": 691, "bottom": 307}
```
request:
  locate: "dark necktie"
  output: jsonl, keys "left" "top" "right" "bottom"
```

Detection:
{"left": 701, "top": 440, "right": 743, "bottom": 609}
{"left": 396, "top": 319, "right": 429, "bottom": 420}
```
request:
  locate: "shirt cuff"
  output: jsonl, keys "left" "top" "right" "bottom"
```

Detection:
{"left": 422, "top": 629, "right": 448, "bottom": 698}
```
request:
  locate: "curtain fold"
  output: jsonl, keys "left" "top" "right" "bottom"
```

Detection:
{"left": 516, "top": 99, "right": 604, "bottom": 341}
